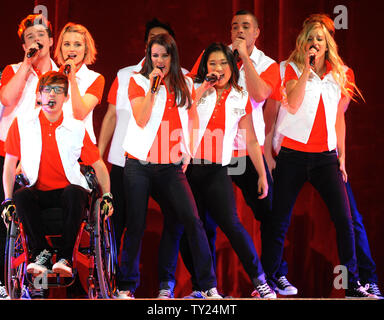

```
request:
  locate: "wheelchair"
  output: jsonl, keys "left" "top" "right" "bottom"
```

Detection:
{"left": 4, "top": 166, "right": 118, "bottom": 299}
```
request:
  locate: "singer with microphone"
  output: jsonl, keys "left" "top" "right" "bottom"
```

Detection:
{"left": 54, "top": 23, "right": 105, "bottom": 144}
{"left": 117, "top": 33, "right": 221, "bottom": 299}
{"left": 0, "top": 14, "right": 57, "bottom": 297}
{"left": 176, "top": 42, "right": 276, "bottom": 298}
{"left": 261, "top": 16, "right": 376, "bottom": 298}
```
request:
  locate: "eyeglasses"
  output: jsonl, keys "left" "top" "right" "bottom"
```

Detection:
{"left": 39, "top": 85, "right": 66, "bottom": 94}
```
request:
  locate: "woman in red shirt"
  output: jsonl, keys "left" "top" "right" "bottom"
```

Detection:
{"left": 261, "top": 16, "right": 376, "bottom": 298}
{"left": 117, "top": 34, "right": 219, "bottom": 299}
{"left": 178, "top": 42, "right": 275, "bottom": 298}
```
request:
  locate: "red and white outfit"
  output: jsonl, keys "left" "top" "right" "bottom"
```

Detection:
{"left": 62, "top": 64, "right": 104, "bottom": 144}
{"left": 123, "top": 73, "right": 194, "bottom": 163}
{"left": 193, "top": 83, "right": 252, "bottom": 164}
{"left": 0, "top": 59, "right": 58, "bottom": 156}
{"left": 5, "top": 107, "right": 99, "bottom": 191}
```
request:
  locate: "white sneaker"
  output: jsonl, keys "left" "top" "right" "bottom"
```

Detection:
{"left": 201, "top": 287, "right": 223, "bottom": 299}
{"left": 0, "top": 282, "right": 10, "bottom": 300}
{"left": 157, "top": 289, "right": 174, "bottom": 299}
{"left": 276, "top": 276, "right": 298, "bottom": 295}
{"left": 116, "top": 290, "right": 135, "bottom": 299}
{"left": 52, "top": 259, "right": 72, "bottom": 277}
{"left": 26, "top": 249, "right": 52, "bottom": 275}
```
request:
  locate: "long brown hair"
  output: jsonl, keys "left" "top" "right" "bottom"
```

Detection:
{"left": 140, "top": 33, "right": 192, "bottom": 108}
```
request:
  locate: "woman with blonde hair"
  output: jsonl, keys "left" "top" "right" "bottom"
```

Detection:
{"left": 54, "top": 22, "right": 104, "bottom": 143}
{"left": 261, "top": 15, "right": 378, "bottom": 298}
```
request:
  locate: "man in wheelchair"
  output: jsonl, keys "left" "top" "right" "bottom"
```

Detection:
{"left": 1, "top": 71, "right": 113, "bottom": 278}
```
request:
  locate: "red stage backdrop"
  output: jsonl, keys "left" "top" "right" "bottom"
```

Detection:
{"left": 0, "top": 0, "right": 383, "bottom": 298}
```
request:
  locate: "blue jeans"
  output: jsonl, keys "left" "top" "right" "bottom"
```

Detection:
{"left": 346, "top": 181, "right": 378, "bottom": 283}
{"left": 261, "top": 147, "right": 359, "bottom": 286}
{"left": 118, "top": 158, "right": 216, "bottom": 292}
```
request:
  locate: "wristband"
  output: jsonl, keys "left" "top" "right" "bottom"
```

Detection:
{"left": 102, "top": 192, "right": 113, "bottom": 200}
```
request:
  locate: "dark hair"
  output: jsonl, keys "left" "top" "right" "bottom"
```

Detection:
{"left": 195, "top": 42, "right": 242, "bottom": 92}
{"left": 38, "top": 71, "right": 69, "bottom": 96}
{"left": 234, "top": 10, "right": 259, "bottom": 28}
{"left": 140, "top": 33, "right": 191, "bottom": 108}
{"left": 18, "top": 14, "right": 53, "bottom": 43}
{"left": 144, "top": 18, "right": 175, "bottom": 43}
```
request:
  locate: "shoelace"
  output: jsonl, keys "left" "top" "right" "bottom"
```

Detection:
{"left": 158, "top": 289, "right": 173, "bottom": 298}
{"left": 0, "top": 285, "right": 9, "bottom": 298}
{"left": 366, "top": 283, "right": 381, "bottom": 296}
{"left": 35, "top": 250, "right": 51, "bottom": 264}
{"left": 254, "top": 283, "right": 272, "bottom": 297}
{"left": 355, "top": 285, "right": 371, "bottom": 297}
{"left": 277, "top": 276, "right": 291, "bottom": 288}
{"left": 206, "top": 288, "right": 219, "bottom": 296}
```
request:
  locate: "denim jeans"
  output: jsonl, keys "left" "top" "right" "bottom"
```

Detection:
{"left": 118, "top": 158, "right": 216, "bottom": 292}
{"left": 261, "top": 147, "right": 359, "bottom": 286}
{"left": 346, "top": 181, "right": 378, "bottom": 283}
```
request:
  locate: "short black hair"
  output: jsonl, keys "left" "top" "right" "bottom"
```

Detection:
{"left": 144, "top": 18, "right": 175, "bottom": 42}
{"left": 18, "top": 14, "right": 53, "bottom": 43}
{"left": 234, "top": 10, "right": 259, "bottom": 27}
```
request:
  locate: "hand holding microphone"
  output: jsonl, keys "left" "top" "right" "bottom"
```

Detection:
{"left": 308, "top": 45, "right": 318, "bottom": 68}
{"left": 151, "top": 66, "right": 164, "bottom": 94}
{"left": 26, "top": 42, "right": 43, "bottom": 58}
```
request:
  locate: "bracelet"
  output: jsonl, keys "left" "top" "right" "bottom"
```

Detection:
{"left": 1, "top": 198, "right": 13, "bottom": 205}
{"left": 102, "top": 192, "right": 113, "bottom": 200}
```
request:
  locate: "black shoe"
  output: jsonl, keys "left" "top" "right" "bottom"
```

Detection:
{"left": 276, "top": 276, "right": 298, "bottom": 295}
{"left": 345, "top": 282, "right": 378, "bottom": 299}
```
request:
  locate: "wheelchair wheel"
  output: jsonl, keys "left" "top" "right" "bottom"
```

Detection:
{"left": 5, "top": 220, "right": 27, "bottom": 299}
{"left": 93, "top": 198, "right": 118, "bottom": 298}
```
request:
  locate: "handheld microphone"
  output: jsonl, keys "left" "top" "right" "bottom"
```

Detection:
{"left": 151, "top": 66, "right": 164, "bottom": 94}
{"left": 63, "top": 64, "right": 71, "bottom": 75}
{"left": 205, "top": 74, "right": 224, "bottom": 83}
{"left": 233, "top": 49, "right": 239, "bottom": 60}
{"left": 309, "top": 45, "right": 318, "bottom": 67}
{"left": 27, "top": 43, "right": 43, "bottom": 58}
{"left": 37, "top": 101, "right": 56, "bottom": 107}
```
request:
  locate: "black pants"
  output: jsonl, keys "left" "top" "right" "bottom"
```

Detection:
{"left": 261, "top": 147, "right": 359, "bottom": 286}
{"left": 118, "top": 158, "right": 216, "bottom": 292}
{"left": 180, "top": 162, "right": 266, "bottom": 290}
{"left": 14, "top": 185, "right": 88, "bottom": 260}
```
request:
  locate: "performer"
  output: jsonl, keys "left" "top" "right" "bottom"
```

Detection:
{"left": 269, "top": 14, "right": 382, "bottom": 299}
{"left": 181, "top": 42, "right": 276, "bottom": 298}
{"left": 98, "top": 18, "right": 188, "bottom": 298}
{"left": 261, "top": 15, "right": 377, "bottom": 298}
{"left": 54, "top": 22, "right": 104, "bottom": 143}
{"left": 116, "top": 33, "right": 220, "bottom": 299}
{"left": 184, "top": 10, "right": 296, "bottom": 297}
{"left": 1, "top": 71, "right": 112, "bottom": 278}
{"left": 0, "top": 13, "right": 57, "bottom": 299}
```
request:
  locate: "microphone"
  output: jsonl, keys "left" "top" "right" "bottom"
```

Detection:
{"left": 151, "top": 66, "right": 164, "bottom": 94}
{"left": 309, "top": 55, "right": 315, "bottom": 67}
{"left": 309, "top": 45, "right": 317, "bottom": 67}
{"left": 63, "top": 64, "right": 71, "bottom": 75}
{"left": 233, "top": 49, "right": 239, "bottom": 61}
{"left": 205, "top": 74, "right": 224, "bottom": 83}
{"left": 37, "top": 101, "right": 56, "bottom": 107}
{"left": 26, "top": 43, "right": 43, "bottom": 58}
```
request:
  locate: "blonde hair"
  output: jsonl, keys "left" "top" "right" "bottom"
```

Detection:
{"left": 287, "top": 18, "right": 362, "bottom": 101}
{"left": 54, "top": 22, "right": 97, "bottom": 66}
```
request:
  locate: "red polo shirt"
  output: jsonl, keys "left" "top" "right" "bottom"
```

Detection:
{"left": 5, "top": 111, "right": 100, "bottom": 191}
